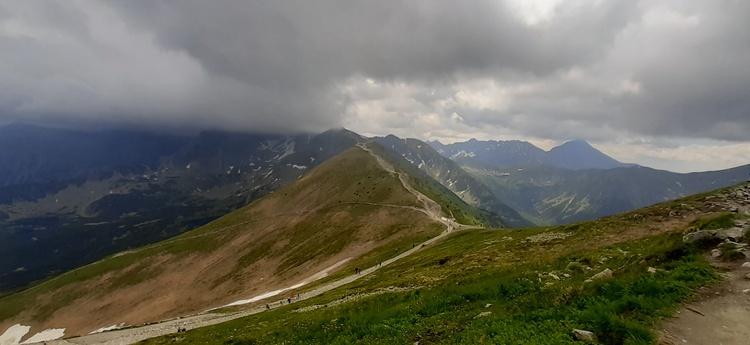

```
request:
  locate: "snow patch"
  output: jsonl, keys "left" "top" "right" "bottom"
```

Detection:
{"left": 216, "top": 257, "right": 352, "bottom": 309}
{"left": 20, "top": 328, "right": 65, "bottom": 344}
{"left": 89, "top": 323, "right": 126, "bottom": 334}
{"left": 0, "top": 324, "right": 29, "bottom": 345}
{"left": 450, "top": 150, "right": 476, "bottom": 159}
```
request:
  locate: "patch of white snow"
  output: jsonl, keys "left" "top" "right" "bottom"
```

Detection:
{"left": 20, "top": 328, "right": 65, "bottom": 344}
{"left": 0, "top": 324, "right": 29, "bottom": 345}
{"left": 89, "top": 324, "right": 126, "bottom": 334}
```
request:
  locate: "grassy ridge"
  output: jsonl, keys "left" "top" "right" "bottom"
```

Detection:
{"left": 142, "top": 198, "right": 736, "bottom": 344}
{"left": 366, "top": 142, "right": 505, "bottom": 227}
{"left": 0, "top": 147, "right": 445, "bottom": 332}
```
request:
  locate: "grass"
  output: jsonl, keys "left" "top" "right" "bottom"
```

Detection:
{"left": 0, "top": 147, "right": 446, "bottom": 326}
{"left": 366, "top": 142, "right": 503, "bottom": 227}
{"left": 142, "top": 218, "right": 720, "bottom": 345}
{"left": 689, "top": 212, "right": 738, "bottom": 231}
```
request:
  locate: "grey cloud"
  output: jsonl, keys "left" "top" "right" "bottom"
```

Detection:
{"left": 0, "top": 0, "right": 747, "bottom": 144}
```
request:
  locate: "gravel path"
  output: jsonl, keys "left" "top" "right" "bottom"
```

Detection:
{"left": 43, "top": 145, "right": 475, "bottom": 345}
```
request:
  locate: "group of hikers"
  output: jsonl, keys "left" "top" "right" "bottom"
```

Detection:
{"left": 264, "top": 292, "right": 302, "bottom": 310}
{"left": 354, "top": 262, "right": 382, "bottom": 276}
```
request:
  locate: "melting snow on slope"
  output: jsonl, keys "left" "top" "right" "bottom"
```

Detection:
{"left": 217, "top": 257, "right": 352, "bottom": 309}
{"left": 0, "top": 324, "right": 65, "bottom": 345}
{"left": 450, "top": 150, "right": 476, "bottom": 159}
{"left": 89, "top": 323, "right": 126, "bottom": 334}
{"left": 20, "top": 328, "right": 65, "bottom": 344}
{"left": 0, "top": 324, "right": 29, "bottom": 345}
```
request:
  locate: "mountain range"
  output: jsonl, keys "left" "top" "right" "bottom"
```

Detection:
{"left": 429, "top": 138, "right": 749, "bottom": 224}
{"left": 1, "top": 123, "right": 748, "bottom": 295}
{"left": 428, "top": 138, "right": 632, "bottom": 170}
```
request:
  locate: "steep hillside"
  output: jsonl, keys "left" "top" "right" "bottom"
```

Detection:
{"left": 135, "top": 185, "right": 750, "bottom": 344}
{"left": 0, "top": 123, "right": 190, "bottom": 187}
{"left": 0, "top": 127, "right": 364, "bottom": 293}
{"left": 375, "top": 135, "right": 532, "bottom": 227}
{"left": 470, "top": 163, "right": 750, "bottom": 225}
{"left": 0, "top": 146, "right": 449, "bottom": 339}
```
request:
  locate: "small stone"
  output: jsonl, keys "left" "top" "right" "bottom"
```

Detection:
{"left": 475, "top": 311, "right": 492, "bottom": 319}
{"left": 563, "top": 273, "right": 571, "bottom": 278}
{"left": 711, "top": 248, "right": 722, "bottom": 258}
{"left": 549, "top": 273, "right": 560, "bottom": 280}
{"left": 485, "top": 303, "right": 492, "bottom": 308}
{"left": 647, "top": 267, "right": 657, "bottom": 274}
{"left": 745, "top": 273, "right": 750, "bottom": 280}
{"left": 572, "top": 329, "right": 596, "bottom": 342}
{"left": 591, "top": 268, "right": 613, "bottom": 280}
{"left": 742, "top": 289, "right": 750, "bottom": 294}
{"left": 741, "top": 262, "right": 750, "bottom": 268}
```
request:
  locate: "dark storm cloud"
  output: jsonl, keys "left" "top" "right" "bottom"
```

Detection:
{"left": 0, "top": 1, "right": 748, "bottom": 141}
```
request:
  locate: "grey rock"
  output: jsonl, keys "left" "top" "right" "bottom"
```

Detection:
{"left": 591, "top": 268, "right": 613, "bottom": 280}
{"left": 716, "top": 228, "right": 745, "bottom": 241}
{"left": 475, "top": 311, "right": 492, "bottom": 319}
{"left": 572, "top": 329, "right": 596, "bottom": 342}
{"left": 683, "top": 230, "right": 715, "bottom": 243}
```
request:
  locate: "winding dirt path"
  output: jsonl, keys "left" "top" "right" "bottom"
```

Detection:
{"left": 42, "top": 146, "right": 476, "bottom": 345}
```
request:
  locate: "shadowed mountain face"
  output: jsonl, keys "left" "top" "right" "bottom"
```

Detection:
{"left": 468, "top": 163, "right": 750, "bottom": 225}
{"left": 0, "top": 123, "right": 190, "bottom": 187}
{"left": 0, "top": 146, "right": 446, "bottom": 336}
{"left": 0, "top": 125, "right": 365, "bottom": 293}
{"left": 375, "top": 135, "right": 532, "bottom": 228}
{"left": 428, "top": 138, "right": 748, "bottom": 225}
{"left": 429, "top": 139, "right": 630, "bottom": 170}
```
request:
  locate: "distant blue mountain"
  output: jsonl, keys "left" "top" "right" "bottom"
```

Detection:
{"left": 545, "top": 139, "right": 632, "bottom": 170}
{"left": 428, "top": 138, "right": 630, "bottom": 170}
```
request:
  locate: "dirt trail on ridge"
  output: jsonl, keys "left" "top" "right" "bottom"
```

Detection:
{"left": 43, "top": 146, "right": 474, "bottom": 345}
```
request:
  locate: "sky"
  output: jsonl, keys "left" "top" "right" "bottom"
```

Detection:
{"left": 0, "top": 1, "right": 748, "bottom": 173}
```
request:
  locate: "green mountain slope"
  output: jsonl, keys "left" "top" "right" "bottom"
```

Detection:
{"left": 374, "top": 135, "right": 533, "bottom": 227}
{"left": 365, "top": 141, "right": 508, "bottom": 228}
{"left": 0, "top": 146, "right": 449, "bottom": 338}
{"left": 468, "top": 163, "right": 750, "bottom": 225}
{"left": 141, "top": 183, "right": 749, "bottom": 345}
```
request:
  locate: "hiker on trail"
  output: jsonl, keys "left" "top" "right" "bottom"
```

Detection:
{"left": 266, "top": 304, "right": 270, "bottom": 310}
{"left": 287, "top": 297, "right": 292, "bottom": 304}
